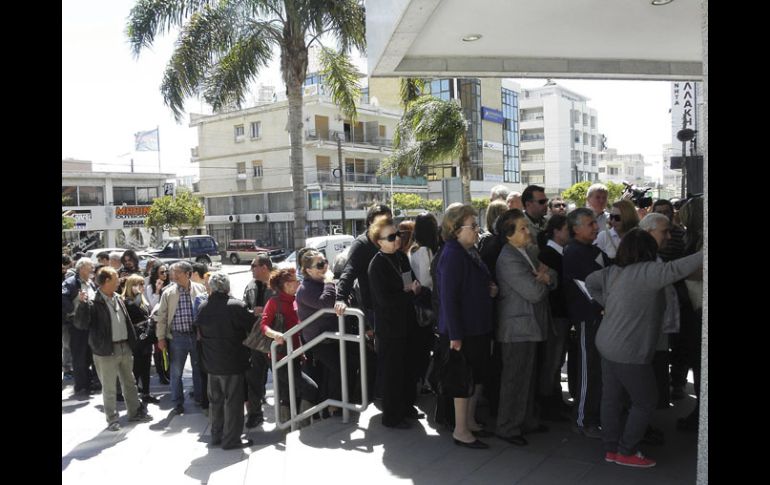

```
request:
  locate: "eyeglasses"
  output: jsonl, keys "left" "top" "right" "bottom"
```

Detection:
{"left": 609, "top": 214, "right": 621, "bottom": 222}
{"left": 536, "top": 198, "right": 549, "bottom": 205}
{"left": 380, "top": 231, "right": 402, "bottom": 242}
{"left": 460, "top": 222, "right": 480, "bottom": 231}
{"left": 551, "top": 203, "right": 566, "bottom": 209}
{"left": 314, "top": 259, "right": 328, "bottom": 269}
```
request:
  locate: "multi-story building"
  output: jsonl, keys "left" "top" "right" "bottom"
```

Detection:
{"left": 62, "top": 159, "right": 174, "bottom": 250}
{"left": 598, "top": 149, "right": 646, "bottom": 186}
{"left": 661, "top": 143, "right": 683, "bottom": 199}
{"left": 191, "top": 75, "right": 427, "bottom": 250}
{"left": 519, "top": 81, "right": 603, "bottom": 194}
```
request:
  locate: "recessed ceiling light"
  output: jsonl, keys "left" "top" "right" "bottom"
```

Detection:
{"left": 651, "top": 0, "right": 674, "bottom": 5}
{"left": 462, "top": 34, "right": 482, "bottom": 42}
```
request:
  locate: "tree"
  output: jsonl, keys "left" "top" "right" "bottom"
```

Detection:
{"left": 562, "top": 180, "right": 625, "bottom": 207}
{"left": 392, "top": 193, "right": 442, "bottom": 214}
{"left": 127, "top": 0, "right": 365, "bottom": 250}
{"left": 147, "top": 188, "right": 204, "bottom": 236}
{"left": 383, "top": 95, "right": 472, "bottom": 203}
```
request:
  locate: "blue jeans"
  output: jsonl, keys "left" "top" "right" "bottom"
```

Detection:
{"left": 169, "top": 332, "right": 202, "bottom": 406}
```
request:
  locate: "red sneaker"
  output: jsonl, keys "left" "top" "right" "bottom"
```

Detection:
{"left": 604, "top": 452, "right": 617, "bottom": 463}
{"left": 614, "top": 451, "right": 656, "bottom": 468}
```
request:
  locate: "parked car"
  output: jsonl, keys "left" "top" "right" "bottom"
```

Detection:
{"left": 277, "top": 234, "right": 355, "bottom": 270}
{"left": 84, "top": 247, "right": 126, "bottom": 262}
{"left": 147, "top": 235, "right": 222, "bottom": 267}
{"left": 225, "top": 239, "right": 286, "bottom": 265}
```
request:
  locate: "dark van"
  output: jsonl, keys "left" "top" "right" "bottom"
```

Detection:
{"left": 149, "top": 235, "right": 222, "bottom": 266}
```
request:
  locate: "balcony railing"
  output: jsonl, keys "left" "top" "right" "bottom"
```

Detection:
{"left": 521, "top": 134, "right": 545, "bottom": 142}
{"left": 305, "top": 129, "right": 393, "bottom": 148}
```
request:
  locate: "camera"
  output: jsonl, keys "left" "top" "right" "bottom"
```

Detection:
{"left": 621, "top": 181, "right": 653, "bottom": 209}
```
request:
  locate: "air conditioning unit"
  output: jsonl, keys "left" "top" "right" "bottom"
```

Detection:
{"left": 228, "top": 215, "right": 240, "bottom": 222}
{"left": 254, "top": 214, "right": 267, "bottom": 222}
{"left": 236, "top": 173, "right": 247, "bottom": 180}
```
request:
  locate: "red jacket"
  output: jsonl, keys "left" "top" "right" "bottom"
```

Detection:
{"left": 260, "top": 291, "right": 301, "bottom": 354}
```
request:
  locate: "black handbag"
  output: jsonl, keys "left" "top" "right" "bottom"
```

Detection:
{"left": 243, "top": 297, "right": 286, "bottom": 354}
{"left": 436, "top": 348, "right": 474, "bottom": 398}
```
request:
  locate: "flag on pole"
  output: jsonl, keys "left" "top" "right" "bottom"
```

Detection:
{"left": 134, "top": 128, "right": 160, "bottom": 151}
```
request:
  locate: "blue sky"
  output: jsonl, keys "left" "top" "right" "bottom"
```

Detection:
{"left": 63, "top": 0, "right": 674, "bottom": 182}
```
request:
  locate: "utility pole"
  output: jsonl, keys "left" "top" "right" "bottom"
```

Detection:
{"left": 336, "top": 133, "right": 346, "bottom": 233}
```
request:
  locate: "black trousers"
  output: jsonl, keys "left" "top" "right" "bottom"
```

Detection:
{"left": 274, "top": 359, "right": 319, "bottom": 409}
{"left": 652, "top": 350, "right": 670, "bottom": 409}
{"left": 245, "top": 350, "right": 269, "bottom": 417}
{"left": 196, "top": 339, "right": 209, "bottom": 408}
{"left": 574, "top": 319, "right": 602, "bottom": 428}
{"left": 132, "top": 345, "right": 153, "bottom": 395}
{"left": 379, "top": 336, "right": 418, "bottom": 427}
{"left": 310, "top": 341, "right": 343, "bottom": 402}
{"left": 208, "top": 373, "right": 245, "bottom": 448}
{"left": 69, "top": 326, "right": 92, "bottom": 392}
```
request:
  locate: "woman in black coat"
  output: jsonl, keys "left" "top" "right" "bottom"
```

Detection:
{"left": 368, "top": 217, "right": 423, "bottom": 429}
{"left": 122, "top": 273, "right": 159, "bottom": 404}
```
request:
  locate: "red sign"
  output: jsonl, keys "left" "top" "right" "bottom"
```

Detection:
{"left": 115, "top": 206, "right": 151, "bottom": 219}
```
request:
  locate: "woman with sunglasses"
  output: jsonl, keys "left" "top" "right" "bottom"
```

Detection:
{"left": 368, "top": 218, "right": 423, "bottom": 429}
{"left": 296, "top": 250, "right": 344, "bottom": 412}
{"left": 146, "top": 264, "right": 171, "bottom": 309}
{"left": 595, "top": 200, "right": 639, "bottom": 260}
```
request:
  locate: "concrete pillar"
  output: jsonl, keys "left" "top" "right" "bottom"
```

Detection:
{"left": 698, "top": 1, "right": 708, "bottom": 484}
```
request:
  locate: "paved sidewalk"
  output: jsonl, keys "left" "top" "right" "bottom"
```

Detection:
{"left": 62, "top": 366, "right": 699, "bottom": 485}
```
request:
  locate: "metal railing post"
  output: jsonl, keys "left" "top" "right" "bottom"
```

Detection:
{"left": 286, "top": 336, "right": 297, "bottom": 432}
{"left": 338, "top": 314, "right": 349, "bottom": 423}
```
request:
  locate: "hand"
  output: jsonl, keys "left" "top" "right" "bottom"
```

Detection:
{"left": 157, "top": 338, "right": 167, "bottom": 351}
{"left": 253, "top": 306, "right": 264, "bottom": 315}
{"left": 410, "top": 280, "right": 421, "bottom": 294}
{"left": 450, "top": 339, "right": 462, "bottom": 351}
{"left": 365, "top": 329, "right": 374, "bottom": 340}
{"left": 274, "top": 333, "right": 286, "bottom": 345}
{"left": 334, "top": 301, "right": 347, "bottom": 316}
{"left": 155, "top": 280, "right": 163, "bottom": 292}
{"left": 489, "top": 282, "right": 498, "bottom": 298}
{"left": 79, "top": 289, "right": 88, "bottom": 303}
{"left": 323, "top": 271, "right": 335, "bottom": 284}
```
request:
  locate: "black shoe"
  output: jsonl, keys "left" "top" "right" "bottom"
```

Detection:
{"left": 453, "top": 438, "right": 490, "bottom": 449}
{"left": 173, "top": 404, "right": 185, "bottom": 414}
{"left": 210, "top": 437, "right": 222, "bottom": 447}
{"left": 142, "top": 394, "right": 160, "bottom": 404}
{"left": 496, "top": 434, "right": 528, "bottom": 446}
{"left": 129, "top": 410, "right": 153, "bottom": 422}
{"left": 246, "top": 414, "right": 264, "bottom": 428}
{"left": 116, "top": 393, "right": 125, "bottom": 402}
{"left": 222, "top": 439, "right": 253, "bottom": 450}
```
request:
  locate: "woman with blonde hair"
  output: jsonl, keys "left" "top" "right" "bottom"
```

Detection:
{"left": 122, "top": 273, "right": 159, "bottom": 404}
{"left": 595, "top": 199, "right": 639, "bottom": 260}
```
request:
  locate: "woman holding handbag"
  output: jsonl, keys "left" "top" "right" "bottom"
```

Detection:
{"left": 436, "top": 204, "right": 497, "bottom": 449}
{"left": 122, "top": 273, "right": 160, "bottom": 404}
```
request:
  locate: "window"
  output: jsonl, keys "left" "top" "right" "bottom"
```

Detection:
{"left": 236, "top": 162, "right": 246, "bottom": 191}
{"left": 250, "top": 121, "right": 261, "bottom": 139}
{"left": 268, "top": 192, "right": 294, "bottom": 212}
{"left": 502, "top": 87, "right": 520, "bottom": 183}
{"left": 599, "top": 167, "right": 606, "bottom": 173}
{"left": 428, "top": 78, "right": 454, "bottom": 101}
{"left": 208, "top": 197, "right": 230, "bottom": 215}
{"left": 252, "top": 160, "right": 263, "bottom": 178}
{"left": 234, "top": 194, "right": 265, "bottom": 213}
{"left": 113, "top": 187, "right": 136, "bottom": 205}
{"left": 609, "top": 167, "right": 619, "bottom": 175}
{"left": 592, "top": 154, "right": 597, "bottom": 166}
{"left": 234, "top": 124, "right": 245, "bottom": 141}
{"left": 136, "top": 187, "right": 158, "bottom": 204}
{"left": 360, "top": 87, "right": 369, "bottom": 105}
{"left": 458, "top": 79, "right": 483, "bottom": 180}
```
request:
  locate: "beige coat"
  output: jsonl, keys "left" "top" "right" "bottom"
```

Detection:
{"left": 156, "top": 282, "right": 208, "bottom": 340}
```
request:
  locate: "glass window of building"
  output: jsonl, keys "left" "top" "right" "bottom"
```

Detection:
{"left": 113, "top": 187, "right": 136, "bottom": 205}
{"left": 458, "top": 79, "right": 483, "bottom": 180}
{"left": 268, "top": 192, "right": 294, "bottom": 212}
{"left": 252, "top": 160, "right": 263, "bottom": 177}
{"left": 502, "top": 87, "right": 520, "bottom": 183}
{"left": 136, "top": 187, "right": 158, "bottom": 205}
{"left": 80, "top": 186, "right": 104, "bottom": 205}
{"left": 250, "top": 121, "right": 261, "bottom": 139}
{"left": 234, "top": 194, "right": 265, "bottom": 213}
{"left": 234, "top": 124, "right": 245, "bottom": 141}
{"left": 62, "top": 186, "right": 78, "bottom": 206}
{"left": 308, "top": 191, "right": 322, "bottom": 210}
{"left": 208, "top": 197, "right": 230, "bottom": 216}
{"left": 428, "top": 78, "right": 453, "bottom": 101}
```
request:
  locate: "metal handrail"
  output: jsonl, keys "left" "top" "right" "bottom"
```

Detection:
{"left": 271, "top": 307, "right": 369, "bottom": 432}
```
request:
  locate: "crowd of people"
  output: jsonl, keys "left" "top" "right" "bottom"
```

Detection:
{"left": 62, "top": 182, "right": 704, "bottom": 466}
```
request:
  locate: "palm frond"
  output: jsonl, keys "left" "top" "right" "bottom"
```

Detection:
{"left": 204, "top": 34, "right": 273, "bottom": 112}
{"left": 399, "top": 78, "right": 425, "bottom": 109}
{"left": 319, "top": 47, "right": 361, "bottom": 123}
{"left": 126, "top": 0, "right": 216, "bottom": 57}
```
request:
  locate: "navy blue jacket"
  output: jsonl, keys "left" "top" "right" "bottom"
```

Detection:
{"left": 296, "top": 278, "right": 338, "bottom": 343}
{"left": 562, "top": 239, "right": 609, "bottom": 322}
{"left": 436, "top": 240, "right": 494, "bottom": 340}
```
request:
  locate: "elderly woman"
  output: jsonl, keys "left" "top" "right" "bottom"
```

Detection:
{"left": 495, "top": 209, "right": 556, "bottom": 447}
{"left": 586, "top": 229, "right": 702, "bottom": 468}
{"left": 436, "top": 204, "right": 497, "bottom": 449}
{"left": 368, "top": 217, "right": 423, "bottom": 429}
{"left": 295, "top": 249, "right": 344, "bottom": 407}
{"left": 594, "top": 200, "right": 639, "bottom": 260}
{"left": 122, "top": 273, "right": 159, "bottom": 404}
{"left": 261, "top": 268, "right": 318, "bottom": 422}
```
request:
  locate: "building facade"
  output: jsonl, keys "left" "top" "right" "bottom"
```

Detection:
{"left": 62, "top": 159, "right": 174, "bottom": 251}
{"left": 598, "top": 148, "right": 646, "bottom": 186}
{"left": 191, "top": 76, "right": 427, "bottom": 251}
{"left": 519, "top": 82, "right": 603, "bottom": 195}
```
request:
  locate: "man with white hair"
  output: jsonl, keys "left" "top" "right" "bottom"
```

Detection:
{"left": 108, "top": 251, "right": 123, "bottom": 271}
{"left": 585, "top": 183, "right": 610, "bottom": 232}
{"left": 62, "top": 257, "right": 98, "bottom": 396}
{"left": 489, "top": 184, "right": 510, "bottom": 202}
{"left": 506, "top": 191, "right": 523, "bottom": 210}
{"left": 195, "top": 272, "right": 255, "bottom": 450}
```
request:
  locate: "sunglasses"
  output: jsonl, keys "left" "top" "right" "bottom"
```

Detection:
{"left": 609, "top": 214, "right": 621, "bottom": 222}
{"left": 551, "top": 203, "right": 566, "bottom": 209}
{"left": 380, "top": 231, "right": 402, "bottom": 242}
{"left": 536, "top": 198, "right": 549, "bottom": 205}
{"left": 314, "top": 259, "right": 328, "bottom": 269}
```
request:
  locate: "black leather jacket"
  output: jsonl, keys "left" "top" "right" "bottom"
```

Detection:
{"left": 74, "top": 291, "right": 137, "bottom": 356}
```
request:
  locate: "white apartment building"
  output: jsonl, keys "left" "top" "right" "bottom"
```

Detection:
{"left": 191, "top": 77, "right": 427, "bottom": 250}
{"left": 518, "top": 82, "right": 602, "bottom": 195}
{"left": 62, "top": 159, "right": 175, "bottom": 250}
{"left": 598, "top": 148, "right": 646, "bottom": 186}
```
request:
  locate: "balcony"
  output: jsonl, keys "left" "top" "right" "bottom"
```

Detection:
{"left": 376, "top": 175, "right": 427, "bottom": 186}
{"left": 306, "top": 170, "right": 379, "bottom": 185}
{"left": 305, "top": 129, "right": 393, "bottom": 149}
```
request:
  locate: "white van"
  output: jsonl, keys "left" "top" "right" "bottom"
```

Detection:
{"left": 279, "top": 234, "right": 355, "bottom": 270}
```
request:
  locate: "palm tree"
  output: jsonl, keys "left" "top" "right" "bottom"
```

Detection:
{"left": 383, "top": 93, "right": 472, "bottom": 203}
{"left": 126, "top": 0, "right": 365, "bottom": 250}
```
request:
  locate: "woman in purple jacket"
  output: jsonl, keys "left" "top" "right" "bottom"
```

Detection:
{"left": 295, "top": 249, "right": 343, "bottom": 408}
{"left": 437, "top": 204, "right": 498, "bottom": 449}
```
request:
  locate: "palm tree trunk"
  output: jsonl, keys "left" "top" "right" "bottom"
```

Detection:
{"left": 460, "top": 136, "right": 472, "bottom": 204}
{"left": 283, "top": 40, "right": 309, "bottom": 251}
